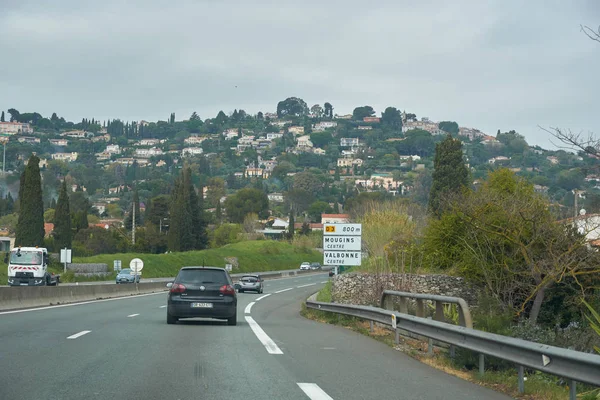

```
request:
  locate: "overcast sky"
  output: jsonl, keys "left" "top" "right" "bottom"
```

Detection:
{"left": 1, "top": 0, "right": 598, "bottom": 148}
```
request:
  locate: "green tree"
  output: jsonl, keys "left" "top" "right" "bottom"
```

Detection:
{"left": 310, "top": 104, "right": 323, "bottom": 117}
{"left": 428, "top": 134, "right": 470, "bottom": 216}
{"left": 53, "top": 180, "right": 72, "bottom": 249}
{"left": 308, "top": 201, "right": 332, "bottom": 222}
{"left": 381, "top": 107, "right": 402, "bottom": 129}
{"left": 276, "top": 97, "right": 308, "bottom": 118}
{"left": 73, "top": 210, "right": 89, "bottom": 232}
{"left": 224, "top": 188, "right": 269, "bottom": 223}
{"left": 310, "top": 132, "right": 333, "bottom": 148}
{"left": 145, "top": 195, "right": 170, "bottom": 228}
{"left": 0, "top": 111, "right": 4, "bottom": 122}
{"left": 324, "top": 102, "right": 333, "bottom": 118}
{"left": 438, "top": 121, "right": 459, "bottom": 135}
{"left": 423, "top": 169, "right": 600, "bottom": 323}
{"left": 293, "top": 171, "right": 322, "bottom": 193}
{"left": 352, "top": 106, "right": 375, "bottom": 120}
{"left": 15, "top": 154, "right": 45, "bottom": 246}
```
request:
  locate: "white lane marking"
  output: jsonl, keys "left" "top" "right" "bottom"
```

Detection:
{"left": 245, "top": 316, "right": 283, "bottom": 354}
{"left": 297, "top": 283, "right": 316, "bottom": 288}
{"left": 297, "top": 383, "right": 334, "bottom": 400}
{"left": 244, "top": 302, "right": 255, "bottom": 314}
{"left": 159, "top": 305, "right": 167, "bottom": 308}
{"left": 127, "top": 313, "right": 140, "bottom": 318}
{"left": 0, "top": 291, "right": 165, "bottom": 316}
{"left": 255, "top": 294, "right": 271, "bottom": 301}
{"left": 274, "top": 288, "right": 293, "bottom": 294}
{"left": 321, "top": 281, "right": 328, "bottom": 284}
{"left": 67, "top": 330, "right": 91, "bottom": 339}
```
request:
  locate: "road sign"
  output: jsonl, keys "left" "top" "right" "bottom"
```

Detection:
{"left": 129, "top": 258, "right": 144, "bottom": 272}
{"left": 323, "top": 251, "right": 362, "bottom": 266}
{"left": 113, "top": 260, "right": 122, "bottom": 272}
{"left": 322, "top": 235, "right": 362, "bottom": 251}
{"left": 323, "top": 223, "right": 362, "bottom": 266}
{"left": 323, "top": 223, "right": 362, "bottom": 236}
{"left": 60, "top": 248, "right": 72, "bottom": 263}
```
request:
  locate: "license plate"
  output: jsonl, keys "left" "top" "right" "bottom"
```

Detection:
{"left": 191, "top": 303, "right": 213, "bottom": 308}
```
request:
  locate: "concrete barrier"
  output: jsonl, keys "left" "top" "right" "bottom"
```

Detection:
{"left": 0, "top": 282, "right": 167, "bottom": 311}
{"left": 0, "top": 267, "right": 332, "bottom": 311}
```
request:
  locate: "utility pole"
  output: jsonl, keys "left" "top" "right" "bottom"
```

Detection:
{"left": 132, "top": 202, "right": 136, "bottom": 245}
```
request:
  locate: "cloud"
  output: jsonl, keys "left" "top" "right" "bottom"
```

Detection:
{"left": 0, "top": 0, "right": 598, "bottom": 147}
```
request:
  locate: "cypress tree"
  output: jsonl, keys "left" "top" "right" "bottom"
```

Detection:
{"left": 167, "top": 175, "right": 183, "bottom": 251}
{"left": 124, "top": 189, "right": 141, "bottom": 230}
{"left": 188, "top": 169, "right": 208, "bottom": 250}
{"left": 50, "top": 197, "right": 57, "bottom": 209}
{"left": 0, "top": 111, "right": 4, "bottom": 122}
{"left": 15, "top": 154, "right": 45, "bottom": 246}
{"left": 428, "top": 134, "right": 470, "bottom": 217}
{"left": 53, "top": 180, "right": 72, "bottom": 249}
{"left": 288, "top": 210, "right": 295, "bottom": 239}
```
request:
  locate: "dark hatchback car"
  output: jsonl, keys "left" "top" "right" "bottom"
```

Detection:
{"left": 167, "top": 267, "right": 237, "bottom": 325}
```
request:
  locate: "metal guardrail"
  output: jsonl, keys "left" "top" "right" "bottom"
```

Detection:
{"left": 306, "top": 295, "right": 600, "bottom": 398}
{"left": 380, "top": 290, "right": 473, "bottom": 328}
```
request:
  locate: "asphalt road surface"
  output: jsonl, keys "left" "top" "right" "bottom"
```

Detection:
{"left": 0, "top": 273, "right": 512, "bottom": 400}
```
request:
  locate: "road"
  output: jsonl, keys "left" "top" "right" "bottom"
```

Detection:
{"left": 0, "top": 273, "right": 512, "bottom": 400}
{"left": 50, "top": 268, "right": 326, "bottom": 286}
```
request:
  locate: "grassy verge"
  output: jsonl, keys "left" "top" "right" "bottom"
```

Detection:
{"left": 301, "top": 284, "right": 599, "bottom": 400}
{"left": 1, "top": 241, "right": 322, "bottom": 284}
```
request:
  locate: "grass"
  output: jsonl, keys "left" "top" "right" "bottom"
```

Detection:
{"left": 1, "top": 240, "right": 322, "bottom": 284}
{"left": 301, "top": 284, "right": 600, "bottom": 400}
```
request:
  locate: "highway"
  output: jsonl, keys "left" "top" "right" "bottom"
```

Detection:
{"left": 0, "top": 273, "right": 512, "bottom": 400}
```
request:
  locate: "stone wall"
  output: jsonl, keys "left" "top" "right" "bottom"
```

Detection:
{"left": 331, "top": 273, "right": 477, "bottom": 306}
{"left": 66, "top": 263, "right": 110, "bottom": 277}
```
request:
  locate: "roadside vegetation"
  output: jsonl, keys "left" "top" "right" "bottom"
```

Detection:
{"left": 0, "top": 240, "right": 321, "bottom": 283}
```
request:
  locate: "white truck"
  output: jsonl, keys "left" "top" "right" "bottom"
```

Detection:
{"left": 6, "top": 247, "right": 60, "bottom": 286}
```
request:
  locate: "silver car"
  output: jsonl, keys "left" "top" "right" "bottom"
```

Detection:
{"left": 236, "top": 275, "right": 264, "bottom": 294}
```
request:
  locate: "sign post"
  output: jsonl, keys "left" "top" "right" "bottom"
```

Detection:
{"left": 129, "top": 258, "right": 144, "bottom": 290}
{"left": 323, "top": 223, "right": 362, "bottom": 273}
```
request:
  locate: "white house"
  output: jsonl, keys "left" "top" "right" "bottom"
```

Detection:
{"left": 51, "top": 152, "right": 78, "bottom": 162}
{"left": 268, "top": 193, "right": 284, "bottom": 202}
{"left": 184, "top": 136, "right": 207, "bottom": 145}
{"left": 266, "top": 133, "right": 283, "bottom": 140}
{"left": 0, "top": 122, "right": 33, "bottom": 135}
{"left": 312, "top": 121, "right": 338, "bottom": 132}
{"left": 49, "top": 138, "right": 68, "bottom": 146}
{"left": 296, "top": 135, "right": 313, "bottom": 149}
{"left": 340, "top": 137, "right": 360, "bottom": 147}
{"left": 288, "top": 126, "right": 304, "bottom": 135}
{"left": 106, "top": 144, "right": 121, "bottom": 154}
{"left": 181, "top": 147, "right": 204, "bottom": 156}
{"left": 136, "top": 138, "right": 161, "bottom": 146}
{"left": 321, "top": 214, "right": 350, "bottom": 224}
{"left": 135, "top": 147, "right": 163, "bottom": 158}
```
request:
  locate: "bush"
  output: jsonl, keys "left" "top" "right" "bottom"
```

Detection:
{"left": 209, "top": 224, "right": 243, "bottom": 248}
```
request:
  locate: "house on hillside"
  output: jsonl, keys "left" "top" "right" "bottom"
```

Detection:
{"left": 0, "top": 121, "right": 33, "bottom": 135}
{"left": 321, "top": 214, "right": 350, "bottom": 224}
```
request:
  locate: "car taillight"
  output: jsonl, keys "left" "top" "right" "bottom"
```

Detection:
{"left": 170, "top": 283, "right": 186, "bottom": 293}
{"left": 219, "top": 284, "right": 235, "bottom": 296}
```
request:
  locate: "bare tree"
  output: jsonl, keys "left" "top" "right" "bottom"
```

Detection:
{"left": 581, "top": 24, "right": 600, "bottom": 42}
{"left": 546, "top": 24, "right": 599, "bottom": 155}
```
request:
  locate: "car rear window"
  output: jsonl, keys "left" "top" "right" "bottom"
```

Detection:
{"left": 241, "top": 277, "right": 258, "bottom": 282}
{"left": 176, "top": 269, "right": 228, "bottom": 284}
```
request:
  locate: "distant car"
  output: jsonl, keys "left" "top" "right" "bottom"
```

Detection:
{"left": 300, "top": 262, "right": 311, "bottom": 270}
{"left": 310, "top": 262, "right": 321, "bottom": 270}
{"left": 116, "top": 268, "right": 140, "bottom": 284}
{"left": 166, "top": 267, "right": 237, "bottom": 325}
{"left": 236, "top": 274, "right": 264, "bottom": 294}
